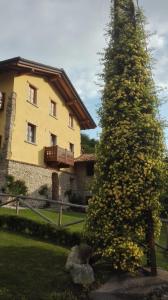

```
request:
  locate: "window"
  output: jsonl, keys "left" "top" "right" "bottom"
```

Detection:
{"left": 28, "top": 84, "right": 37, "bottom": 105}
{"left": 69, "top": 113, "right": 74, "bottom": 128}
{"left": 69, "top": 143, "right": 74, "bottom": 153}
{"left": 86, "top": 162, "right": 94, "bottom": 176}
{"left": 0, "top": 92, "right": 5, "bottom": 110}
{"left": 50, "top": 133, "right": 57, "bottom": 146}
{"left": 27, "top": 123, "right": 36, "bottom": 144}
{"left": 50, "top": 100, "right": 57, "bottom": 117}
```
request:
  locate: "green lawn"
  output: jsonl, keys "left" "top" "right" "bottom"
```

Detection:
{"left": 0, "top": 231, "right": 76, "bottom": 300}
{"left": 156, "top": 223, "right": 168, "bottom": 271}
{"left": 0, "top": 207, "right": 167, "bottom": 299}
{"left": 0, "top": 209, "right": 88, "bottom": 299}
{"left": 0, "top": 207, "right": 85, "bottom": 232}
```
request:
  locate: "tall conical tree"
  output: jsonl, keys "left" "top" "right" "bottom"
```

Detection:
{"left": 85, "top": 0, "right": 165, "bottom": 272}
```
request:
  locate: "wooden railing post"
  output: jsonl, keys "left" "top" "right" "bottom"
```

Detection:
{"left": 58, "top": 201, "right": 63, "bottom": 227}
{"left": 146, "top": 209, "right": 157, "bottom": 276}
{"left": 0, "top": 193, "right": 87, "bottom": 228}
{"left": 166, "top": 222, "right": 168, "bottom": 250}
{"left": 16, "top": 197, "right": 20, "bottom": 215}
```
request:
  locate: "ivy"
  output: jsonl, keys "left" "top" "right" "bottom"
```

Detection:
{"left": 85, "top": 0, "right": 165, "bottom": 272}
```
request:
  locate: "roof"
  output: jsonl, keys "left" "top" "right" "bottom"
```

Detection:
{"left": 74, "top": 153, "right": 96, "bottom": 163}
{"left": 0, "top": 57, "right": 96, "bottom": 130}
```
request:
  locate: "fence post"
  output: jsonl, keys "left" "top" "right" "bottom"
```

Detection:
{"left": 146, "top": 209, "right": 157, "bottom": 276}
{"left": 16, "top": 197, "right": 19, "bottom": 215}
{"left": 58, "top": 201, "right": 63, "bottom": 226}
{"left": 166, "top": 223, "right": 168, "bottom": 250}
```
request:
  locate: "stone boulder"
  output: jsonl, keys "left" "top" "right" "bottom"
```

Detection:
{"left": 65, "top": 244, "right": 95, "bottom": 286}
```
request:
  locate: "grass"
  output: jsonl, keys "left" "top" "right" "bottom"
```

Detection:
{"left": 0, "top": 207, "right": 168, "bottom": 299}
{"left": 0, "top": 230, "right": 110, "bottom": 300}
{"left": 0, "top": 207, "right": 85, "bottom": 232}
{"left": 0, "top": 231, "right": 74, "bottom": 300}
{"left": 0, "top": 227, "right": 167, "bottom": 300}
{"left": 156, "top": 223, "right": 168, "bottom": 271}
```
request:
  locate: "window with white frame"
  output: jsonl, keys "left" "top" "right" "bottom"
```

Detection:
{"left": 50, "top": 133, "right": 57, "bottom": 146}
{"left": 50, "top": 100, "right": 57, "bottom": 117}
{"left": 27, "top": 123, "right": 36, "bottom": 144}
{"left": 69, "top": 113, "right": 74, "bottom": 128}
{"left": 28, "top": 84, "right": 37, "bottom": 105}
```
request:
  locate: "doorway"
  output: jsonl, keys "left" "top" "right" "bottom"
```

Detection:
{"left": 52, "top": 172, "right": 59, "bottom": 200}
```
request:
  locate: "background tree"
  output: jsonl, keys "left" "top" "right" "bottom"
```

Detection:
{"left": 81, "top": 133, "right": 98, "bottom": 154}
{"left": 85, "top": 0, "right": 165, "bottom": 272}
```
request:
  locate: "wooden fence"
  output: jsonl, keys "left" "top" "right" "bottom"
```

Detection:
{"left": 0, "top": 193, "right": 168, "bottom": 276}
{"left": 0, "top": 193, "right": 87, "bottom": 227}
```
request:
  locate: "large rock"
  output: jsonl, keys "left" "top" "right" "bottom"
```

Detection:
{"left": 65, "top": 244, "right": 95, "bottom": 286}
{"left": 90, "top": 269, "right": 168, "bottom": 300}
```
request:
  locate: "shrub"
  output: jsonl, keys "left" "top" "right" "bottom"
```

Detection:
{"left": 0, "top": 215, "right": 81, "bottom": 247}
{"left": 2, "top": 175, "right": 28, "bottom": 196}
{"left": 65, "top": 190, "right": 85, "bottom": 212}
{"left": 38, "top": 184, "right": 50, "bottom": 208}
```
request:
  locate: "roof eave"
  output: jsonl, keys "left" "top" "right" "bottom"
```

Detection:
{"left": 0, "top": 57, "right": 97, "bottom": 130}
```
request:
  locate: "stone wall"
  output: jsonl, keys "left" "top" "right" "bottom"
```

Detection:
{"left": 8, "top": 160, "right": 53, "bottom": 199}
{"left": 74, "top": 162, "right": 94, "bottom": 203}
{"left": 0, "top": 158, "right": 8, "bottom": 189}
{"left": 59, "top": 171, "right": 77, "bottom": 202}
{"left": 0, "top": 158, "right": 94, "bottom": 207}
{"left": 2, "top": 159, "right": 76, "bottom": 207}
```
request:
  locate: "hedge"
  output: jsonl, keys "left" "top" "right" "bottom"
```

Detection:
{"left": 0, "top": 215, "right": 81, "bottom": 247}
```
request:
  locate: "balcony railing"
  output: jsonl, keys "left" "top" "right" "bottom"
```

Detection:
{"left": 44, "top": 145, "right": 74, "bottom": 168}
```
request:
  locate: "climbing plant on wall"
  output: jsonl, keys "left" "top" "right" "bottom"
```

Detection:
{"left": 85, "top": 0, "right": 165, "bottom": 272}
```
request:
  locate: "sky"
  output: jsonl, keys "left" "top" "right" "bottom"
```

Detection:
{"left": 0, "top": 0, "right": 168, "bottom": 142}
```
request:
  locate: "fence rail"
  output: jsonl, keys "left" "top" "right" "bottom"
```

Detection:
{"left": 0, "top": 193, "right": 168, "bottom": 276}
{"left": 0, "top": 193, "right": 87, "bottom": 227}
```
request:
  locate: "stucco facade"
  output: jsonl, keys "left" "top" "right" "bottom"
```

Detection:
{"left": 0, "top": 57, "right": 96, "bottom": 204}
{"left": 11, "top": 74, "right": 81, "bottom": 165}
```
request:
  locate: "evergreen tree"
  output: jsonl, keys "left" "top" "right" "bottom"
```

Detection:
{"left": 85, "top": 0, "right": 165, "bottom": 272}
{"left": 81, "top": 133, "right": 98, "bottom": 154}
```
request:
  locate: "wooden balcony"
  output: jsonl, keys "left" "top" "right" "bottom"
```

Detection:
{"left": 44, "top": 145, "right": 74, "bottom": 168}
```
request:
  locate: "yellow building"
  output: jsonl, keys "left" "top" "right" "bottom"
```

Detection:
{"left": 0, "top": 57, "right": 96, "bottom": 202}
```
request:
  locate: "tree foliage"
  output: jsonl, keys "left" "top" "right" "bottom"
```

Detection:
{"left": 81, "top": 133, "right": 98, "bottom": 154}
{"left": 3, "top": 175, "right": 28, "bottom": 196}
{"left": 85, "top": 0, "right": 165, "bottom": 272}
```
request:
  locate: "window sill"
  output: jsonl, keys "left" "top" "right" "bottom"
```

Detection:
{"left": 27, "top": 100, "right": 38, "bottom": 108}
{"left": 49, "top": 114, "right": 58, "bottom": 120}
{"left": 24, "top": 140, "right": 37, "bottom": 146}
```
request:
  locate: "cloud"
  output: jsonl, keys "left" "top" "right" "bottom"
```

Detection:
{"left": 149, "top": 33, "right": 166, "bottom": 50}
{"left": 0, "top": 0, "right": 168, "bottom": 140}
{"left": 0, "top": 0, "right": 110, "bottom": 139}
{"left": 0, "top": 0, "right": 110, "bottom": 67}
